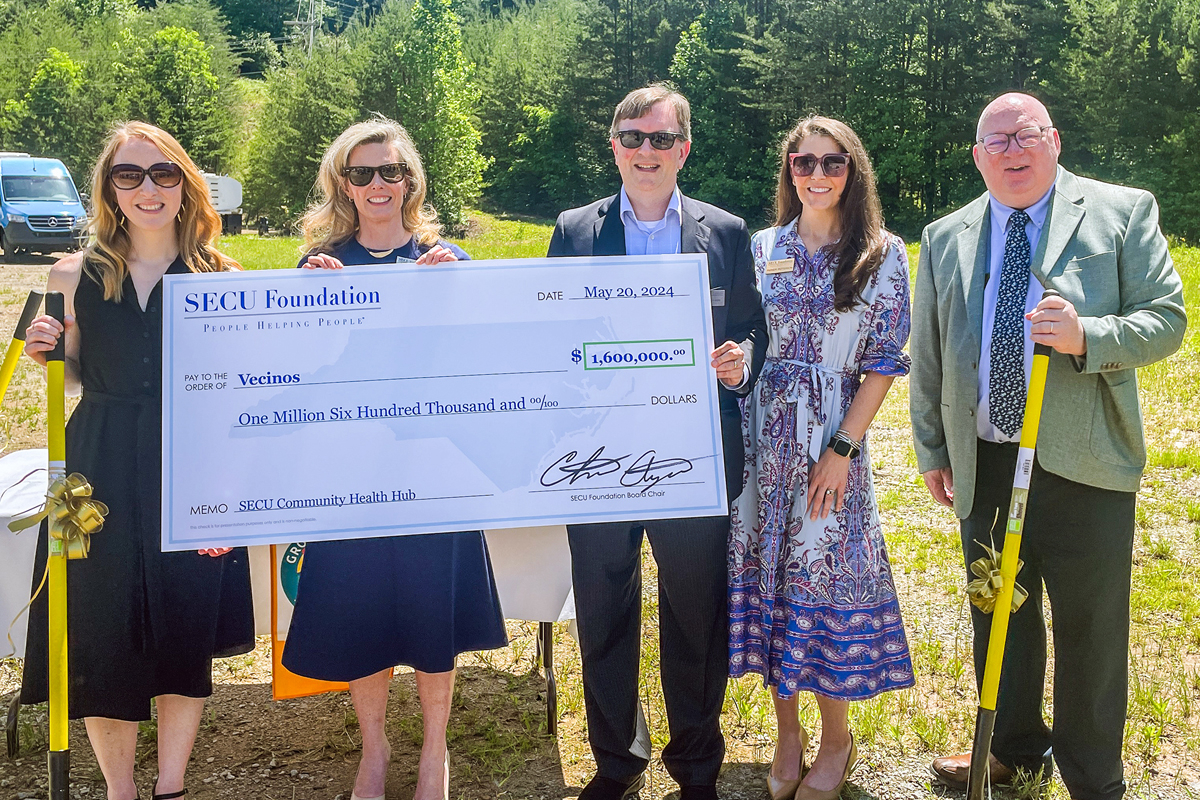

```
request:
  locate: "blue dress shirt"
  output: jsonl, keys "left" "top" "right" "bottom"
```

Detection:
{"left": 618, "top": 186, "right": 747, "bottom": 390}
{"left": 619, "top": 186, "right": 683, "bottom": 256}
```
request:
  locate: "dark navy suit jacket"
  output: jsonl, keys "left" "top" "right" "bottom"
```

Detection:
{"left": 547, "top": 192, "right": 768, "bottom": 504}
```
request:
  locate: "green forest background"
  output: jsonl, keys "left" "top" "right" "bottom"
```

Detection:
{"left": 1, "top": 0, "right": 1197, "bottom": 240}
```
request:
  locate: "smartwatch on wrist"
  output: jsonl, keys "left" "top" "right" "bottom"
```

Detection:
{"left": 829, "top": 429, "right": 861, "bottom": 459}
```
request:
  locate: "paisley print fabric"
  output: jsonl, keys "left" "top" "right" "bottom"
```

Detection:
{"left": 728, "top": 221, "right": 916, "bottom": 700}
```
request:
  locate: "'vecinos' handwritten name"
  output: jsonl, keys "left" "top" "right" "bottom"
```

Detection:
{"left": 238, "top": 371, "right": 300, "bottom": 386}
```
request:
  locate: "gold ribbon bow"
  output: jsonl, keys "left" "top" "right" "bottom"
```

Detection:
{"left": 8, "top": 473, "right": 108, "bottom": 559}
{"left": 966, "top": 543, "right": 1028, "bottom": 615}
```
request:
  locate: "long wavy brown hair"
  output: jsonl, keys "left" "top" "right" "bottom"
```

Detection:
{"left": 300, "top": 117, "right": 441, "bottom": 254}
{"left": 775, "top": 116, "right": 887, "bottom": 312}
{"left": 84, "top": 121, "right": 237, "bottom": 301}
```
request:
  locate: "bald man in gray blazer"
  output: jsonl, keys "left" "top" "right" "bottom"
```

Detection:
{"left": 910, "top": 93, "right": 1185, "bottom": 800}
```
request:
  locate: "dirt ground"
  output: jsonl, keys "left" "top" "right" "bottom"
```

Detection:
{"left": 1, "top": 629, "right": 576, "bottom": 800}
{"left": 0, "top": 627, "right": 1081, "bottom": 800}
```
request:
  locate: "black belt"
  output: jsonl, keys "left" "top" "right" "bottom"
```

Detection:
{"left": 81, "top": 390, "right": 160, "bottom": 406}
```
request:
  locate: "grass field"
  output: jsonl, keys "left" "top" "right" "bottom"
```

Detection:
{"left": 0, "top": 214, "right": 1198, "bottom": 799}
{"left": 216, "top": 211, "right": 556, "bottom": 269}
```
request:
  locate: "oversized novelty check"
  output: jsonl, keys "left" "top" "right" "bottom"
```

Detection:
{"left": 161, "top": 255, "right": 728, "bottom": 551}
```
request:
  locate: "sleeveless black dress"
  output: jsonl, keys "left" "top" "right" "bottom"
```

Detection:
{"left": 281, "top": 237, "right": 508, "bottom": 681}
{"left": 21, "top": 258, "right": 255, "bottom": 722}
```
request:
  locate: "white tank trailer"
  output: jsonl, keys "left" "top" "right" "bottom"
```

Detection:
{"left": 203, "top": 172, "right": 243, "bottom": 235}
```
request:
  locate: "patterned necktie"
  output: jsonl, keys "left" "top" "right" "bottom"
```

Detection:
{"left": 989, "top": 209, "right": 1031, "bottom": 437}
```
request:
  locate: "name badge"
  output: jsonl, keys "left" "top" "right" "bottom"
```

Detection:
{"left": 710, "top": 288, "right": 726, "bottom": 307}
{"left": 765, "top": 258, "right": 792, "bottom": 274}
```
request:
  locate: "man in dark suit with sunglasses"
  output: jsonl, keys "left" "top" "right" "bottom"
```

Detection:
{"left": 547, "top": 84, "right": 768, "bottom": 800}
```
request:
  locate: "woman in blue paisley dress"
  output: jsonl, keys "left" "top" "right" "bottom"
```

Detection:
{"left": 728, "top": 116, "right": 914, "bottom": 800}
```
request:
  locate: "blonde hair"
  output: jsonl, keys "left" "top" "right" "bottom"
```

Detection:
{"left": 84, "top": 121, "right": 238, "bottom": 301}
{"left": 300, "top": 117, "right": 441, "bottom": 254}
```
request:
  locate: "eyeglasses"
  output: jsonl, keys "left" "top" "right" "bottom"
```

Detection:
{"left": 343, "top": 162, "right": 409, "bottom": 186}
{"left": 109, "top": 162, "right": 183, "bottom": 190}
{"left": 977, "top": 126, "right": 1054, "bottom": 155}
{"left": 789, "top": 152, "right": 852, "bottom": 178}
{"left": 614, "top": 130, "right": 686, "bottom": 150}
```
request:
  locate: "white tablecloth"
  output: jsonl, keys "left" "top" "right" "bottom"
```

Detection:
{"left": 0, "top": 449, "right": 50, "bottom": 660}
{"left": 2, "top": 448, "right": 574, "bottom": 660}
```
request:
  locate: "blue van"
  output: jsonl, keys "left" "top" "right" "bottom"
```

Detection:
{"left": 0, "top": 153, "right": 88, "bottom": 263}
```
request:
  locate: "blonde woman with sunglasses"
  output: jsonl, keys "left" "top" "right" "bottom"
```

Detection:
{"left": 727, "top": 117, "right": 915, "bottom": 800}
{"left": 281, "top": 117, "right": 507, "bottom": 800}
{"left": 19, "top": 121, "right": 254, "bottom": 800}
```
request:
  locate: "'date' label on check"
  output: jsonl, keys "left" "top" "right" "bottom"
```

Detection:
{"left": 160, "top": 255, "right": 727, "bottom": 551}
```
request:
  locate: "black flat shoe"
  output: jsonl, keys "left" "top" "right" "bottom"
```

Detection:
{"left": 578, "top": 773, "right": 646, "bottom": 800}
{"left": 152, "top": 786, "right": 187, "bottom": 799}
{"left": 679, "top": 785, "right": 719, "bottom": 800}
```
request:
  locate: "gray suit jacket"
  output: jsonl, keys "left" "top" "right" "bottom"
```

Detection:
{"left": 909, "top": 168, "right": 1186, "bottom": 518}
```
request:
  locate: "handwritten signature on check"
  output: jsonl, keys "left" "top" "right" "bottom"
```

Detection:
{"left": 540, "top": 446, "right": 695, "bottom": 492}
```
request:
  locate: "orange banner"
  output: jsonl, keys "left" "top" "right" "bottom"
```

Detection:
{"left": 269, "top": 543, "right": 348, "bottom": 700}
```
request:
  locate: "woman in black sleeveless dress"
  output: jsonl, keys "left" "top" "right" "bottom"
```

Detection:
{"left": 282, "top": 118, "right": 507, "bottom": 800}
{"left": 22, "top": 122, "right": 253, "bottom": 800}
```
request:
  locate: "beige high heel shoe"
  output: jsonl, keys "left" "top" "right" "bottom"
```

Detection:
{"left": 794, "top": 732, "right": 856, "bottom": 800}
{"left": 350, "top": 739, "right": 392, "bottom": 800}
{"left": 766, "top": 726, "right": 808, "bottom": 800}
{"left": 409, "top": 751, "right": 450, "bottom": 800}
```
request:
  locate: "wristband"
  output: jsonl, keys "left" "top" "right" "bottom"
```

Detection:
{"left": 829, "top": 429, "right": 861, "bottom": 459}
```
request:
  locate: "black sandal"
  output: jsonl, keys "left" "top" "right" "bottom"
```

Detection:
{"left": 5, "top": 694, "right": 19, "bottom": 758}
{"left": 152, "top": 786, "right": 187, "bottom": 799}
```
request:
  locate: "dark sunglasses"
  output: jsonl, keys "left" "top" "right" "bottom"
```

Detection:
{"left": 109, "top": 162, "right": 183, "bottom": 190}
{"left": 615, "top": 130, "right": 686, "bottom": 150}
{"left": 343, "top": 162, "right": 409, "bottom": 186}
{"left": 789, "top": 152, "right": 852, "bottom": 178}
